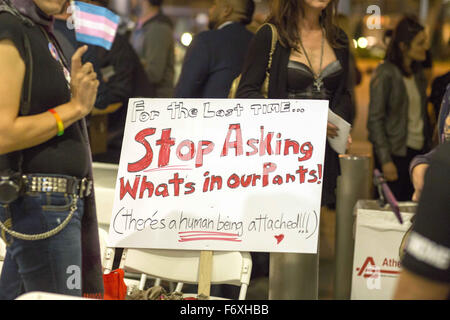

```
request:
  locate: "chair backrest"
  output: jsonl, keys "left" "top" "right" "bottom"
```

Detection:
{"left": 0, "top": 239, "right": 6, "bottom": 274}
{"left": 119, "top": 248, "right": 252, "bottom": 299}
{"left": 98, "top": 227, "right": 109, "bottom": 267}
{"left": 0, "top": 239, "right": 5, "bottom": 260}
{"left": 92, "top": 162, "right": 119, "bottom": 226}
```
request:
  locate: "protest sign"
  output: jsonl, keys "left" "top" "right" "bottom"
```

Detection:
{"left": 107, "top": 99, "right": 328, "bottom": 253}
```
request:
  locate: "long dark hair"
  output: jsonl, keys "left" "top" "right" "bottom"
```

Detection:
{"left": 385, "top": 16, "right": 425, "bottom": 76}
{"left": 267, "top": 0, "right": 344, "bottom": 50}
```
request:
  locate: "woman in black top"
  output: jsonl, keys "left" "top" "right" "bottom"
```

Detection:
{"left": 236, "top": 0, "right": 353, "bottom": 300}
{"left": 0, "top": 0, "right": 102, "bottom": 299}
{"left": 237, "top": 0, "right": 353, "bottom": 208}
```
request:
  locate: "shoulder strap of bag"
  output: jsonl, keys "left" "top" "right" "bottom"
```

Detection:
{"left": 264, "top": 23, "right": 278, "bottom": 72}
{"left": 259, "top": 23, "right": 278, "bottom": 98}
{"left": 228, "top": 23, "right": 279, "bottom": 99}
{"left": 253, "top": 22, "right": 278, "bottom": 73}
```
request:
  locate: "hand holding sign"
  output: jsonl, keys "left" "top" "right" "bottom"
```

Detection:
{"left": 327, "top": 109, "right": 352, "bottom": 154}
{"left": 326, "top": 122, "right": 339, "bottom": 138}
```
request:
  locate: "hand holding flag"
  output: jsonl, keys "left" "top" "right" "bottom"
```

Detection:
{"left": 70, "top": 45, "right": 99, "bottom": 116}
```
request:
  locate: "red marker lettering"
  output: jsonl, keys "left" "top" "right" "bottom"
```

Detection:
{"left": 127, "top": 128, "right": 156, "bottom": 172}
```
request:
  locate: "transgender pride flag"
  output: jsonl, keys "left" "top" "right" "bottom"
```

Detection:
{"left": 72, "top": 1, "right": 120, "bottom": 50}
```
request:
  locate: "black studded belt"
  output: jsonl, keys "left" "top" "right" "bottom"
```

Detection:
{"left": 23, "top": 175, "right": 93, "bottom": 198}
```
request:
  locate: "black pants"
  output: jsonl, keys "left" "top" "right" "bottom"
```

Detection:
{"left": 374, "top": 147, "right": 425, "bottom": 202}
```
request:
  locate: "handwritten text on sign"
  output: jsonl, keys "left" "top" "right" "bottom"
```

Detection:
{"left": 108, "top": 99, "right": 328, "bottom": 253}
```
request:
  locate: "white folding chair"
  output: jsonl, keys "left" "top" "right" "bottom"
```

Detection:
{"left": 98, "top": 227, "right": 109, "bottom": 268}
{"left": 0, "top": 239, "right": 6, "bottom": 274}
{"left": 92, "top": 162, "right": 119, "bottom": 226}
{"left": 104, "top": 248, "right": 252, "bottom": 300}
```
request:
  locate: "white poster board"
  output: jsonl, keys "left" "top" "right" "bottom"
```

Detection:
{"left": 107, "top": 99, "right": 328, "bottom": 253}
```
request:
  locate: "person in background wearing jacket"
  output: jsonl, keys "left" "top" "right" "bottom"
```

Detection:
{"left": 0, "top": 0, "right": 103, "bottom": 299}
{"left": 175, "top": 0, "right": 255, "bottom": 98}
{"left": 367, "top": 16, "right": 432, "bottom": 202}
{"left": 130, "top": 0, "right": 174, "bottom": 98}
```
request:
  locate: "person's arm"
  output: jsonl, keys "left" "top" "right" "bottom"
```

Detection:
{"left": 174, "top": 34, "right": 210, "bottom": 98}
{"left": 409, "top": 151, "right": 434, "bottom": 202}
{"left": 235, "top": 25, "right": 272, "bottom": 99}
{"left": 142, "top": 23, "right": 172, "bottom": 84}
{"left": 331, "top": 41, "right": 354, "bottom": 143}
{"left": 394, "top": 269, "right": 450, "bottom": 300}
{"left": 396, "top": 143, "right": 450, "bottom": 299}
{"left": 0, "top": 41, "right": 98, "bottom": 155}
{"left": 367, "top": 65, "right": 397, "bottom": 180}
{"left": 333, "top": 29, "right": 354, "bottom": 125}
{"left": 410, "top": 86, "right": 450, "bottom": 201}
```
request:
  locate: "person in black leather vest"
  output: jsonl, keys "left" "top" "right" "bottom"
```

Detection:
{"left": 0, "top": 0, "right": 103, "bottom": 299}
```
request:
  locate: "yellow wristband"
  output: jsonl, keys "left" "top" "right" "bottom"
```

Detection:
{"left": 48, "top": 108, "right": 64, "bottom": 136}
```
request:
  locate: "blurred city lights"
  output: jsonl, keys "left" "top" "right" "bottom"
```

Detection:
{"left": 357, "top": 37, "right": 368, "bottom": 49}
{"left": 195, "top": 13, "right": 208, "bottom": 25}
{"left": 367, "top": 36, "right": 377, "bottom": 47}
{"left": 181, "top": 32, "right": 193, "bottom": 46}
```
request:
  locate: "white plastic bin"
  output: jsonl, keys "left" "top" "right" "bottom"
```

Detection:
{"left": 350, "top": 200, "right": 416, "bottom": 300}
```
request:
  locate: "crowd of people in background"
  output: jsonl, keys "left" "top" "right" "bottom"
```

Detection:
{"left": 0, "top": 0, "right": 448, "bottom": 300}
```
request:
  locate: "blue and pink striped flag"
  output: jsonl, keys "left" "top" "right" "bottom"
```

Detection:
{"left": 72, "top": 1, "right": 120, "bottom": 50}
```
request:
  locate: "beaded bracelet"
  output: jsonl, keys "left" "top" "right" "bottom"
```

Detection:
{"left": 48, "top": 108, "right": 64, "bottom": 136}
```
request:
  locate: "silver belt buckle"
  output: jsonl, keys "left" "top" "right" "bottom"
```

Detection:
{"left": 79, "top": 178, "right": 92, "bottom": 198}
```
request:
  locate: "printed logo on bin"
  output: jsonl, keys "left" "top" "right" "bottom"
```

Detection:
{"left": 356, "top": 256, "right": 401, "bottom": 278}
